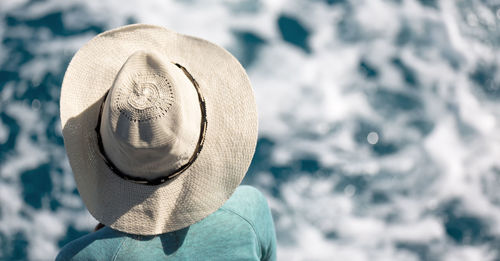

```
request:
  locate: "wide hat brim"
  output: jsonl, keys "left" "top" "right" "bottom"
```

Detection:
{"left": 60, "top": 24, "right": 258, "bottom": 235}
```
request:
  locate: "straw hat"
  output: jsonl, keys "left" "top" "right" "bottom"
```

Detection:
{"left": 60, "top": 24, "right": 258, "bottom": 235}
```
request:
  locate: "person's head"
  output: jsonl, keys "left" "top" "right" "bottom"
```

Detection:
{"left": 60, "top": 24, "right": 258, "bottom": 235}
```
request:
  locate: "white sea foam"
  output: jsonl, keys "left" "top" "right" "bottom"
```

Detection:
{"left": 0, "top": 182, "right": 26, "bottom": 233}
{"left": 1, "top": 103, "right": 49, "bottom": 178}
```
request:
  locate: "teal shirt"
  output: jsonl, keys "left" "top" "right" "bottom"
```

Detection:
{"left": 56, "top": 186, "right": 277, "bottom": 261}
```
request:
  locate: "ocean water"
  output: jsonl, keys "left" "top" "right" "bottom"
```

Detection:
{"left": 1, "top": 0, "right": 500, "bottom": 260}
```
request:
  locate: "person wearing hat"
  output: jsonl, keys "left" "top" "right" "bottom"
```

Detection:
{"left": 56, "top": 24, "right": 276, "bottom": 260}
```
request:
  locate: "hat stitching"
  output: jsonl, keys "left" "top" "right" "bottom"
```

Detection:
{"left": 114, "top": 73, "right": 175, "bottom": 123}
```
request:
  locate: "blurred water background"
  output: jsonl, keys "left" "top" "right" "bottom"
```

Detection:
{"left": 1, "top": 0, "right": 500, "bottom": 260}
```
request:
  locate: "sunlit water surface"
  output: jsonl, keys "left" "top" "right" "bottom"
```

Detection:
{"left": 1, "top": 0, "right": 500, "bottom": 260}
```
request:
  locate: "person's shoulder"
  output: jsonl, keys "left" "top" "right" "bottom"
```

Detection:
{"left": 226, "top": 185, "right": 268, "bottom": 208}
{"left": 235, "top": 185, "right": 265, "bottom": 198}
{"left": 56, "top": 227, "right": 126, "bottom": 261}
{"left": 221, "top": 186, "right": 267, "bottom": 214}
{"left": 220, "top": 185, "right": 271, "bottom": 227}
{"left": 221, "top": 185, "right": 276, "bottom": 261}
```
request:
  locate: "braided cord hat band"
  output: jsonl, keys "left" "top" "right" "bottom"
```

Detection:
{"left": 60, "top": 24, "right": 258, "bottom": 235}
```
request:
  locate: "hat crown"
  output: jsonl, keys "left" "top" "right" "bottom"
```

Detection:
{"left": 100, "top": 50, "right": 201, "bottom": 180}
{"left": 128, "top": 82, "right": 160, "bottom": 110}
